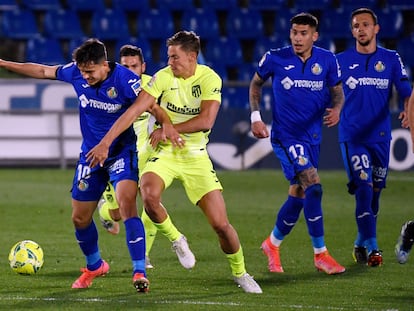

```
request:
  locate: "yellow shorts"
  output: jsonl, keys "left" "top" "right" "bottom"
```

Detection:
{"left": 138, "top": 148, "right": 152, "bottom": 176}
{"left": 141, "top": 150, "right": 223, "bottom": 205}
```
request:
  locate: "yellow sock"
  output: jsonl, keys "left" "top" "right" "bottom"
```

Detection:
{"left": 226, "top": 246, "right": 247, "bottom": 277}
{"left": 141, "top": 209, "right": 157, "bottom": 256}
{"left": 102, "top": 182, "right": 119, "bottom": 210}
{"left": 153, "top": 215, "right": 181, "bottom": 242}
{"left": 98, "top": 200, "right": 113, "bottom": 221}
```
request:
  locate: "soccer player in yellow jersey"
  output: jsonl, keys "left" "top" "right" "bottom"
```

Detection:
{"left": 87, "top": 31, "right": 262, "bottom": 294}
{"left": 98, "top": 44, "right": 195, "bottom": 270}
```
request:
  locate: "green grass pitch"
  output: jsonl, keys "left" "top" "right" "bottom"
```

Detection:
{"left": 1, "top": 168, "right": 413, "bottom": 310}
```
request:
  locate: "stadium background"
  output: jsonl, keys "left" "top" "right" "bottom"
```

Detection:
{"left": 0, "top": 0, "right": 413, "bottom": 170}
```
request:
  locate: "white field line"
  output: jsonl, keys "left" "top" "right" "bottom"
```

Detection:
{"left": 0, "top": 295, "right": 402, "bottom": 311}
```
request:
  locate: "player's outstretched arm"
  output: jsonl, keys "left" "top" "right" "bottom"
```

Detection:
{"left": 0, "top": 59, "right": 58, "bottom": 79}
{"left": 87, "top": 90, "right": 183, "bottom": 167}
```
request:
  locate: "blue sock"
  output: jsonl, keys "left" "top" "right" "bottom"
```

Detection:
{"left": 354, "top": 232, "right": 365, "bottom": 247}
{"left": 311, "top": 236, "right": 325, "bottom": 249}
{"left": 272, "top": 227, "right": 285, "bottom": 240}
{"left": 125, "top": 217, "right": 146, "bottom": 276}
{"left": 365, "top": 237, "right": 379, "bottom": 254}
{"left": 304, "top": 184, "right": 324, "bottom": 238}
{"left": 355, "top": 183, "right": 375, "bottom": 245}
{"left": 371, "top": 190, "right": 381, "bottom": 220}
{"left": 275, "top": 195, "right": 304, "bottom": 237}
{"left": 75, "top": 221, "right": 102, "bottom": 271}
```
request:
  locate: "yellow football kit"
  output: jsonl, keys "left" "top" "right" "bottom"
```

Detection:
{"left": 141, "top": 64, "right": 223, "bottom": 205}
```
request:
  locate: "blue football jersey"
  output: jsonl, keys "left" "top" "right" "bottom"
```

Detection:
{"left": 56, "top": 62, "right": 142, "bottom": 155}
{"left": 337, "top": 46, "right": 412, "bottom": 143}
{"left": 257, "top": 45, "right": 341, "bottom": 145}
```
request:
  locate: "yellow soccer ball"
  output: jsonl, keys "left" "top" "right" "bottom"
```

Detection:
{"left": 8, "top": 240, "right": 44, "bottom": 275}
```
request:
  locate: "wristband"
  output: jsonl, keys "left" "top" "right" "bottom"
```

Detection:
{"left": 250, "top": 111, "right": 262, "bottom": 123}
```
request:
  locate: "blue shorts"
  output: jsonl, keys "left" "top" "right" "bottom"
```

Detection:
{"left": 71, "top": 147, "right": 138, "bottom": 201}
{"left": 340, "top": 141, "right": 389, "bottom": 193}
{"left": 271, "top": 139, "right": 320, "bottom": 184}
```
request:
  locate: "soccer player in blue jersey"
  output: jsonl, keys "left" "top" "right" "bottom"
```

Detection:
{"left": 98, "top": 44, "right": 195, "bottom": 270}
{"left": 0, "top": 38, "right": 181, "bottom": 293}
{"left": 87, "top": 31, "right": 262, "bottom": 294}
{"left": 249, "top": 12, "right": 346, "bottom": 275}
{"left": 337, "top": 8, "right": 412, "bottom": 267}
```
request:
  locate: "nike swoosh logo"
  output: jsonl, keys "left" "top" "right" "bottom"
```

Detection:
{"left": 357, "top": 212, "right": 371, "bottom": 219}
{"left": 349, "top": 64, "right": 359, "bottom": 69}
{"left": 129, "top": 237, "right": 144, "bottom": 244}
{"left": 284, "top": 65, "right": 295, "bottom": 70}
{"left": 128, "top": 78, "right": 137, "bottom": 83}
{"left": 308, "top": 216, "right": 322, "bottom": 222}
{"left": 283, "top": 220, "right": 296, "bottom": 226}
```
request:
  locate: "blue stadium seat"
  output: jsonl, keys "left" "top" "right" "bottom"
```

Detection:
{"left": 199, "top": 0, "right": 238, "bottom": 10}
{"left": 67, "top": 37, "right": 88, "bottom": 62}
{"left": 249, "top": 0, "right": 286, "bottom": 9}
{"left": 92, "top": 9, "right": 130, "bottom": 40}
{"left": 226, "top": 8, "right": 263, "bottom": 39}
{"left": 0, "top": 0, "right": 18, "bottom": 11}
{"left": 376, "top": 8, "right": 403, "bottom": 39}
{"left": 222, "top": 87, "right": 249, "bottom": 110}
{"left": 155, "top": 0, "right": 194, "bottom": 10}
{"left": 112, "top": 0, "right": 150, "bottom": 12}
{"left": 253, "top": 35, "right": 289, "bottom": 62}
{"left": 67, "top": 0, "right": 106, "bottom": 12}
{"left": 209, "top": 63, "right": 228, "bottom": 82}
{"left": 137, "top": 9, "right": 174, "bottom": 39}
{"left": 273, "top": 8, "right": 294, "bottom": 37}
{"left": 157, "top": 40, "right": 168, "bottom": 65}
{"left": 397, "top": 35, "right": 414, "bottom": 77}
{"left": 198, "top": 50, "right": 207, "bottom": 65}
{"left": 115, "top": 37, "right": 152, "bottom": 63}
{"left": 21, "top": 0, "right": 61, "bottom": 11}
{"left": 204, "top": 36, "right": 243, "bottom": 67}
{"left": 25, "top": 36, "right": 66, "bottom": 65}
{"left": 319, "top": 9, "right": 353, "bottom": 39}
{"left": 339, "top": 0, "right": 378, "bottom": 10}
{"left": 388, "top": 0, "right": 414, "bottom": 10}
{"left": 292, "top": 0, "right": 333, "bottom": 10}
{"left": 1, "top": 9, "right": 39, "bottom": 39}
{"left": 316, "top": 36, "right": 336, "bottom": 53}
{"left": 44, "top": 9, "right": 84, "bottom": 39}
{"left": 236, "top": 63, "right": 256, "bottom": 82}
{"left": 181, "top": 8, "right": 220, "bottom": 39}
{"left": 140, "top": 59, "right": 155, "bottom": 75}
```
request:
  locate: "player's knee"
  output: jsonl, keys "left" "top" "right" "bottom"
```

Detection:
{"left": 71, "top": 214, "right": 90, "bottom": 228}
{"left": 212, "top": 221, "right": 233, "bottom": 238}
{"left": 304, "top": 183, "right": 322, "bottom": 199}
{"left": 349, "top": 180, "right": 372, "bottom": 195}
{"left": 141, "top": 192, "right": 160, "bottom": 210}
{"left": 354, "top": 181, "right": 372, "bottom": 199}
